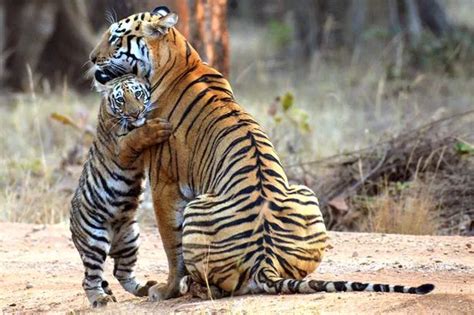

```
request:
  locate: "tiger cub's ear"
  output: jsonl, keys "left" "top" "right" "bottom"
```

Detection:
{"left": 95, "top": 80, "right": 114, "bottom": 96}
{"left": 144, "top": 12, "right": 178, "bottom": 37}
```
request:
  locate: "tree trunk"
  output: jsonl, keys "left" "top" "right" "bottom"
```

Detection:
{"left": 188, "top": 0, "right": 229, "bottom": 78}
{"left": 0, "top": 1, "right": 5, "bottom": 89}
{"left": 417, "top": 0, "right": 451, "bottom": 36}
{"left": 345, "top": 0, "right": 367, "bottom": 47}
{"left": 404, "top": 0, "right": 422, "bottom": 48}
{"left": 3, "top": 0, "right": 96, "bottom": 91}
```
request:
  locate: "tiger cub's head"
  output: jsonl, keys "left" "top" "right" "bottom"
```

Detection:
{"left": 100, "top": 74, "right": 152, "bottom": 131}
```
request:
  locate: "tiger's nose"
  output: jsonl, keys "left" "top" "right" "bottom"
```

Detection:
{"left": 89, "top": 52, "right": 98, "bottom": 63}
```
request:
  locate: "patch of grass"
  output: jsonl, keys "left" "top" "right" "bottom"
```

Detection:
{"left": 0, "top": 171, "right": 70, "bottom": 223}
{"left": 0, "top": 91, "right": 99, "bottom": 224}
{"left": 359, "top": 181, "right": 439, "bottom": 235}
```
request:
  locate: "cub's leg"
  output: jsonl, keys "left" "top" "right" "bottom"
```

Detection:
{"left": 110, "top": 219, "right": 157, "bottom": 297}
{"left": 148, "top": 183, "right": 187, "bottom": 301}
{"left": 117, "top": 118, "right": 172, "bottom": 167}
{"left": 72, "top": 231, "right": 115, "bottom": 307}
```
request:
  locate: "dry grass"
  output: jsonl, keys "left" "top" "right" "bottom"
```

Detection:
{"left": 1, "top": 173, "right": 70, "bottom": 224}
{"left": 0, "top": 91, "right": 99, "bottom": 223}
{"left": 361, "top": 181, "right": 439, "bottom": 235}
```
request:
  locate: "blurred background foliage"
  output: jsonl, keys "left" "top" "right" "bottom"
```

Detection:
{"left": 1, "top": 0, "right": 474, "bottom": 90}
{"left": 0, "top": 0, "right": 472, "bottom": 235}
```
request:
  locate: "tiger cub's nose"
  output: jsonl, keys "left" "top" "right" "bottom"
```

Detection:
{"left": 131, "top": 110, "right": 141, "bottom": 119}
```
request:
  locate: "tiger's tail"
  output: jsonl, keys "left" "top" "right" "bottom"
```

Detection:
{"left": 255, "top": 267, "right": 434, "bottom": 295}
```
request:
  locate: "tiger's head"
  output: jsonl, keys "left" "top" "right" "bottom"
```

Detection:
{"left": 90, "top": 6, "right": 178, "bottom": 84}
{"left": 100, "top": 74, "right": 152, "bottom": 131}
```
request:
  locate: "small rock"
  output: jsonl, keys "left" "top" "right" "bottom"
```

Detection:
{"left": 26, "top": 282, "right": 33, "bottom": 289}
{"left": 38, "top": 305, "right": 50, "bottom": 312}
{"left": 435, "top": 260, "right": 442, "bottom": 263}
{"left": 9, "top": 303, "right": 16, "bottom": 307}
{"left": 466, "top": 243, "right": 472, "bottom": 249}
{"left": 352, "top": 251, "right": 359, "bottom": 258}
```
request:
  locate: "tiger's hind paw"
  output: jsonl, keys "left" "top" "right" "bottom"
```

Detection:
{"left": 179, "top": 276, "right": 192, "bottom": 295}
{"left": 179, "top": 276, "right": 224, "bottom": 300}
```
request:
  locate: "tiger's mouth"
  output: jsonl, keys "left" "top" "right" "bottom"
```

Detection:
{"left": 94, "top": 69, "right": 115, "bottom": 84}
{"left": 94, "top": 63, "right": 129, "bottom": 84}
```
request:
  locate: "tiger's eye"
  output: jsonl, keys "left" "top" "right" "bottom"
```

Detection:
{"left": 117, "top": 97, "right": 125, "bottom": 103}
{"left": 135, "top": 91, "right": 142, "bottom": 98}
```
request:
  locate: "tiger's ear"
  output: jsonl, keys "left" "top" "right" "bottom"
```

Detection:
{"left": 144, "top": 12, "right": 178, "bottom": 37}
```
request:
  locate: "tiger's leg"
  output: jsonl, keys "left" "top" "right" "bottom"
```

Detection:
{"left": 148, "top": 183, "right": 186, "bottom": 301}
{"left": 110, "top": 219, "right": 157, "bottom": 297}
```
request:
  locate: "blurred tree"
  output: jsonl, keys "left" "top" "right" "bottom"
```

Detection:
{"left": 188, "top": 0, "right": 229, "bottom": 77}
{"left": 0, "top": 0, "right": 230, "bottom": 91}
{"left": 231, "top": 0, "right": 451, "bottom": 59}
{"left": 2, "top": 0, "right": 96, "bottom": 91}
{"left": 0, "top": 0, "right": 455, "bottom": 91}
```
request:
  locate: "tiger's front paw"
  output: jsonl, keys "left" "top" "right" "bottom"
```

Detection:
{"left": 148, "top": 282, "right": 179, "bottom": 301}
{"left": 136, "top": 280, "right": 158, "bottom": 297}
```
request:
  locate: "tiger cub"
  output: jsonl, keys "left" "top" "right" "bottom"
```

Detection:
{"left": 70, "top": 74, "right": 171, "bottom": 307}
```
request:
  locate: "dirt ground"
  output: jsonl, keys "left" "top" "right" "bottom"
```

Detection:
{"left": 0, "top": 223, "right": 472, "bottom": 314}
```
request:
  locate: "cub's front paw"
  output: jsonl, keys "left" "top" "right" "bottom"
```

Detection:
{"left": 92, "top": 294, "right": 116, "bottom": 308}
{"left": 141, "top": 118, "right": 172, "bottom": 145}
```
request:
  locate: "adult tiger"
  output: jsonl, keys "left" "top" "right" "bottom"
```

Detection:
{"left": 89, "top": 6, "right": 435, "bottom": 302}
{"left": 70, "top": 74, "right": 172, "bottom": 307}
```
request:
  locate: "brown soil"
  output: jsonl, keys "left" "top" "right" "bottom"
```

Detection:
{"left": 0, "top": 223, "right": 473, "bottom": 314}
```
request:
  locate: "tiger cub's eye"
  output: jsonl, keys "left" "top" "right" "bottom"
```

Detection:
{"left": 117, "top": 97, "right": 125, "bottom": 103}
{"left": 135, "top": 91, "right": 142, "bottom": 98}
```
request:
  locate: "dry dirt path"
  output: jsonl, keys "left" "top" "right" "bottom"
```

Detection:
{"left": 0, "top": 223, "right": 473, "bottom": 314}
